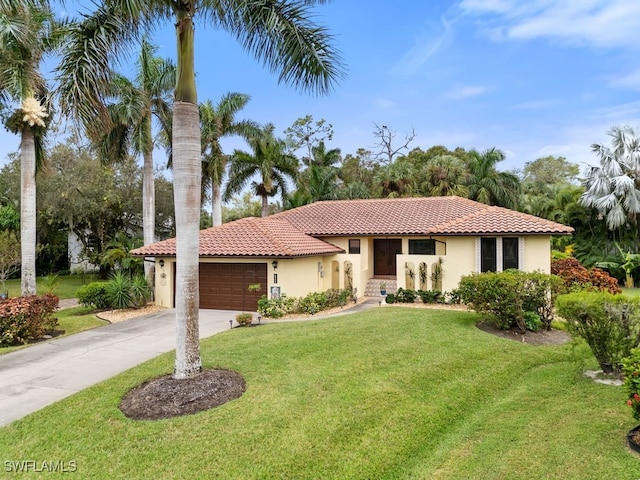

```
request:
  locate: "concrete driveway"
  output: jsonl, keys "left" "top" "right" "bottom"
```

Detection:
{"left": 0, "top": 308, "right": 237, "bottom": 427}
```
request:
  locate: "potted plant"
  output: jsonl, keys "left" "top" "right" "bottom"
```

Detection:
{"left": 622, "top": 348, "right": 640, "bottom": 453}
{"left": 235, "top": 312, "right": 253, "bottom": 326}
{"left": 379, "top": 282, "right": 387, "bottom": 296}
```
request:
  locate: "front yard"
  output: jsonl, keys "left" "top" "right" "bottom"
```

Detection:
{"left": 0, "top": 307, "right": 638, "bottom": 479}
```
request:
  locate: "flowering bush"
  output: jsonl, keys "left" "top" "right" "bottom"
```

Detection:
{"left": 622, "top": 348, "right": 640, "bottom": 421}
{"left": 551, "top": 257, "right": 621, "bottom": 294}
{"left": 0, "top": 294, "right": 59, "bottom": 346}
{"left": 257, "top": 288, "right": 354, "bottom": 317}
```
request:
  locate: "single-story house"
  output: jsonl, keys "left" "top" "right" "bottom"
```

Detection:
{"left": 132, "top": 196, "right": 574, "bottom": 311}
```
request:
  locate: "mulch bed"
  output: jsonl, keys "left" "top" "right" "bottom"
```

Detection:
{"left": 119, "top": 368, "right": 246, "bottom": 421}
{"left": 476, "top": 320, "right": 571, "bottom": 345}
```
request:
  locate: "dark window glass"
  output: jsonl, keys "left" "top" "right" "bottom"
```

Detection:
{"left": 348, "top": 239, "right": 361, "bottom": 254}
{"left": 503, "top": 237, "right": 519, "bottom": 270}
{"left": 481, "top": 238, "right": 497, "bottom": 272}
{"left": 409, "top": 239, "right": 436, "bottom": 255}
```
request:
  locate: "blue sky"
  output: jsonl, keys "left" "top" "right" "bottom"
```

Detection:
{"left": 2, "top": 0, "right": 640, "bottom": 173}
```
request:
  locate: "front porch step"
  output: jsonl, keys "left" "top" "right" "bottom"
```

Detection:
{"left": 364, "top": 278, "right": 397, "bottom": 297}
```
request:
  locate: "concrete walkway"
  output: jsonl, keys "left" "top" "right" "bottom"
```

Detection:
{"left": 0, "top": 300, "right": 379, "bottom": 427}
{"left": 0, "top": 308, "right": 237, "bottom": 427}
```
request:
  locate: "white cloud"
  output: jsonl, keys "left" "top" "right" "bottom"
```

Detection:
{"left": 374, "top": 98, "right": 397, "bottom": 109}
{"left": 608, "top": 69, "right": 640, "bottom": 91}
{"left": 511, "top": 99, "right": 558, "bottom": 110}
{"left": 392, "top": 17, "right": 453, "bottom": 76}
{"left": 459, "top": 0, "right": 640, "bottom": 49}
{"left": 445, "top": 84, "right": 490, "bottom": 99}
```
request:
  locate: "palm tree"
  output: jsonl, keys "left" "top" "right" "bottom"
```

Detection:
{"left": 294, "top": 140, "right": 342, "bottom": 203}
{"left": 94, "top": 38, "right": 174, "bottom": 281}
{"left": 581, "top": 126, "right": 640, "bottom": 232}
{"left": 56, "top": 0, "right": 343, "bottom": 379}
{"left": 225, "top": 124, "right": 299, "bottom": 217}
{"left": 0, "top": 1, "right": 62, "bottom": 295}
{"left": 417, "top": 154, "right": 469, "bottom": 197}
{"left": 465, "top": 148, "right": 521, "bottom": 209}
{"left": 199, "top": 93, "right": 260, "bottom": 226}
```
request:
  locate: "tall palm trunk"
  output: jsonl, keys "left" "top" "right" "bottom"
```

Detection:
{"left": 261, "top": 195, "right": 269, "bottom": 217}
{"left": 142, "top": 114, "right": 155, "bottom": 282}
{"left": 173, "top": 5, "right": 201, "bottom": 379}
{"left": 173, "top": 101, "right": 201, "bottom": 379}
{"left": 20, "top": 128, "right": 37, "bottom": 296}
{"left": 212, "top": 183, "right": 222, "bottom": 226}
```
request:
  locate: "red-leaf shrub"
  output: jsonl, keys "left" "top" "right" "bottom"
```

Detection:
{"left": 0, "top": 294, "right": 59, "bottom": 346}
{"left": 551, "top": 258, "right": 621, "bottom": 294}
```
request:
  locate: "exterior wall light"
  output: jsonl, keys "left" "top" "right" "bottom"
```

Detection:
{"left": 159, "top": 259, "right": 165, "bottom": 269}
{"left": 272, "top": 260, "right": 278, "bottom": 269}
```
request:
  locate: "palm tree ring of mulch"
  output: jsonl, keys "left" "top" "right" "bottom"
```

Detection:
{"left": 119, "top": 368, "right": 246, "bottom": 420}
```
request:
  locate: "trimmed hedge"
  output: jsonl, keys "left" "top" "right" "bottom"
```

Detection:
{"left": 556, "top": 291, "right": 640, "bottom": 375}
{"left": 77, "top": 282, "right": 110, "bottom": 309}
{"left": 0, "top": 294, "right": 59, "bottom": 346}
{"left": 457, "top": 270, "right": 561, "bottom": 331}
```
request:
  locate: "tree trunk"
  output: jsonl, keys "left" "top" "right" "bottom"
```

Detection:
{"left": 142, "top": 137, "right": 155, "bottom": 283}
{"left": 261, "top": 195, "right": 269, "bottom": 217}
{"left": 20, "top": 128, "right": 36, "bottom": 296}
{"left": 172, "top": 101, "right": 202, "bottom": 379}
{"left": 212, "top": 182, "right": 222, "bottom": 226}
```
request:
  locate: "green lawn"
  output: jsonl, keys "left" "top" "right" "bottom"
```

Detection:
{"left": 3, "top": 273, "right": 101, "bottom": 299}
{"left": 0, "top": 306, "right": 107, "bottom": 355}
{"left": 0, "top": 308, "right": 638, "bottom": 479}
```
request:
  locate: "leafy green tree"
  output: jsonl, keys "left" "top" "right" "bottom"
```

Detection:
{"left": 521, "top": 155, "right": 579, "bottom": 188}
{"left": 0, "top": 1, "right": 64, "bottom": 295}
{"left": 0, "top": 230, "right": 20, "bottom": 295}
{"left": 92, "top": 38, "right": 175, "bottom": 280}
{"left": 285, "top": 115, "right": 334, "bottom": 164}
{"left": 199, "top": 93, "right": 260, "bottom": 226}
{"left": 225, "top": 124, "right": 299, "bottom": 217}
{"left": 465, "top": 148, "right": 521, "bottom": 209}
{"left": 56, "top": 0, "right": 343, "bottom": 379}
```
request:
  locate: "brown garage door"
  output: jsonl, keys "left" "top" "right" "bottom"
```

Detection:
{"left": 199, "top": 263, "right": 267, "bottom": 311}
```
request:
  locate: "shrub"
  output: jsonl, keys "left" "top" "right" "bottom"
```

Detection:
{"left": 385, "top": 293, "right": 397, "bottom": 304}
{"left": 106, "top": 271, "right": 133, "bottom": 309}
{"left": 551, "top": 257, "right": 621, "bottom": 294}
{"left": 395, "top": 288, "right": 417, "bottom": 303}
{"left": 458, "top": 270, "right": 561, "bottom": 331}
{"left": 622, "top": 348, "right": 640, "bottom": 421}
{"left": 77, "top": 282, "right": 110, "bottom": 309}
{"left": 235, "top": 312, "right": 253, "bottom": 326}
{"left": 0, "top": 294, "right": 59, "bottom": 346}
{"left": 257, "top": 288, "right": 353, "bottom": 318}
{"left": 523, "top": 311, "right": 541, "bottom": 332}
{"left": 296, "top": 291, "right": 328, "bottom": 314}
{"left": 556, "top": 292, "right": 640, "bottom": 375}
{"left": 445, "top": 289, "right": 462, "bottom": 304}
{"left": 130, "top": 274, "right": 151, "bottom": 307}
{"left": 105, "top": 271, "right": 152, "bottom": 309}
{"left": 417, "top": 290, "right": 442, "bottom": 304}
{"left": 257, "top": 295, "right": 296, "bottom": 318}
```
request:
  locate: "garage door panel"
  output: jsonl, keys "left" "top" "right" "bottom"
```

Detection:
{"left": 198, "top": 263, "right": 267, "bottom": 311}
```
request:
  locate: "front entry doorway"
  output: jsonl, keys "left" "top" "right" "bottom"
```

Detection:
{"left": 374, "top": 239, "right": 402, "bottom": 276}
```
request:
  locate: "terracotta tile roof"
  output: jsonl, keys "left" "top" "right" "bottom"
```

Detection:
{"left": 271, "top": 196, "right": 574, "bottom": 236}
{"left": 133, "top": 196, "right": 573, "bottom": 257}
{"left": 131, "top": 216, "right": 344, "bottom": 257}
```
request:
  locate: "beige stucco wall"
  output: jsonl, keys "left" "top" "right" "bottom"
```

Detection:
{"left": 522, "top": 236, "right": 552, "bottom": 273}
{"left": 153, "top": 234, "right": 554, "bottom": 306}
